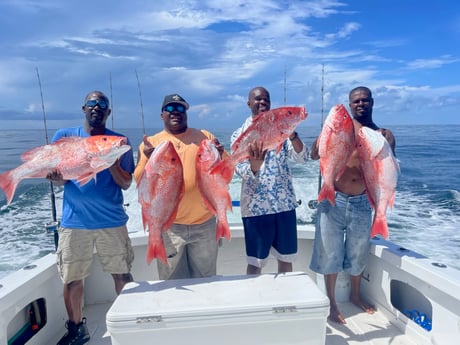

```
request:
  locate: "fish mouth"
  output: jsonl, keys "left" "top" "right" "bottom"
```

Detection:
{"left": 115, "top": 137, "right": 128, "bottom": 146}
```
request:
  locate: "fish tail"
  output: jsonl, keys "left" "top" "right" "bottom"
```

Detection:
{"left": 146, "top": 229, "right": 168, "bottom": 264}
{"left": 370, "top": 216, "right": 389, "bottom": 239}
{"left": 317, "top": 185, "right": 336, "bottom": 206}
{"left": 0, "top": 170, "right": 18, "bottom": 205}
{"left": 146, "top": 241, "right": 168, "bottom": 265}
{"left": 215, "top": 219, "right": 231, "bottom": 241}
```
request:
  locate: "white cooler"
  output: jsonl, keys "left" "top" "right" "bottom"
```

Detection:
{"left": 106, "top": 272, "right": 329, "bottom": 345}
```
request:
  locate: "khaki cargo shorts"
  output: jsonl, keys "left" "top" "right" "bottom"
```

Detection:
{"left": 56, "top": 225, "right": 134, "bottom": 284}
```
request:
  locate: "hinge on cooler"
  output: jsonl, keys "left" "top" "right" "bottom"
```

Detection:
{"left": 272, "top": 306, "right": 297, "bottom": 313}
{"left": 136, "top": 315, "right": 163, "bottom": 323}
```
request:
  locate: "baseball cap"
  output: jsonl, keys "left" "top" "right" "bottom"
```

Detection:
{"left": 161, "top": 94, "right": 190, "bottom": 110}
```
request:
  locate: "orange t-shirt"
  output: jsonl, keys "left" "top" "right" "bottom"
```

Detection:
{"left": 134, "top": 128, "right": 216, "bottom": 225}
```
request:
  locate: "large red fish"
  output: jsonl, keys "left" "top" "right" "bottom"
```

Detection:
{"left": 317, "top": 104, "right": 355, "bottom": 205}
{"left": 137, "top": 141, "right": 185, "bottom": 264}
{"left": 357, "top": 126, "right": 400, "bottom": 239}
{"left": 230, "top": 106, "right": 307, "bottom": 164}
{"left": 0, "top": 135, "right": 130, "bottom": 205}
{"left": 196, "top": 139, "right": 234, "bottom": 241}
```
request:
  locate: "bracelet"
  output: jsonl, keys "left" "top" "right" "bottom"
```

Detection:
{"left": 289, "top": 132, "right": 298, "bottom": 141}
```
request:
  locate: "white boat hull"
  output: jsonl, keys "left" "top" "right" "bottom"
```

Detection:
{"left": 1, "top": 224, "right": 459, "bottom": 345}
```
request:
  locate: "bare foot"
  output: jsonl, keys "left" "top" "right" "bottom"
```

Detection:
{"left": 351, "top": 297, "right": 375, "bottom": 314}
{"left": 328, "top": 305, "right": 346, "bottom": 324}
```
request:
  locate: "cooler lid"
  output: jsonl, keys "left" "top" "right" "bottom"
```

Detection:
{"left": 106, "top": 272, "right": 329, "bottom": 322}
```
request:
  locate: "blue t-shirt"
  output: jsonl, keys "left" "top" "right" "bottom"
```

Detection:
{"left": 51, "top": 126, "right": 134, "bottom": 229}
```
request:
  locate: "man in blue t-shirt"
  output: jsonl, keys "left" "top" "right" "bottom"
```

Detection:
{"left": 48, "top": 90, "right": 134, "bottom": 345}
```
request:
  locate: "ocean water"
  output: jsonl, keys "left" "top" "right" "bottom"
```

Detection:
{"left": 0, "top": 125, "right": 459, "bottom": 279}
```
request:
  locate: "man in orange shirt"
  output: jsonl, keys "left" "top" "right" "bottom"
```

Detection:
{"left": 134, "top": 94, "right": 226, "bottom": 280}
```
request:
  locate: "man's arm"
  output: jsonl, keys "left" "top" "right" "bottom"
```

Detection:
{"left": 379, "top": 128, "right": 396, "bottom": 155}
{"left": 109, "top": 160, "right": 132, "bottom": 190}
{"left": 310, "top": 137, "right": 320, "bottom": 160}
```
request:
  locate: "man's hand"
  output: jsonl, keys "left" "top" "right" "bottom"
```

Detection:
{"left": 248, "top": 140, "right": 267, "bottom": 174}
{"left": 212, "top": 138, "right": 225, "bottom": 157}
{"left": 142, "top": 135, "right": 155, "bottom": 158}
{"left": 46, "top": 170, "right": 67, "bottom": 186}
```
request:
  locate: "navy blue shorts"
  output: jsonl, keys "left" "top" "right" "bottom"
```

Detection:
{"left": 242, "top": 209, "right": 297, "bottom": 268}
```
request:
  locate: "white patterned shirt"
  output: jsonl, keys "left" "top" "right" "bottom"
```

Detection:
{"left": 230, "top": 116, "right": 309, "bottom": 217}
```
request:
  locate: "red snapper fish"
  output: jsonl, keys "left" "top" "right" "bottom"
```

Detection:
{"left": 0, "top": 135, "right": 130, "bottom": 205}
{"left": 196, "top": 139, "right": 234, "bottom": 241}
{"left": 137, "top": 141, "right": 185, "bottom": 264}
{"left": 317, "top": 104, "right": 355, "bottom": 205}
{"left": 230, "top": 106, "right": 307, "bottom": 164}
{"left": 357, "top": 126, "right": 400, "bottom": 239}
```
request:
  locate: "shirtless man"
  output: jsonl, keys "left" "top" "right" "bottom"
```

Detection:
{"left": 309, "top": 86, "right": 396, "bottom": 324}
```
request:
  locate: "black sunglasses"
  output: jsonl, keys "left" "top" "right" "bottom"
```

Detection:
{"left": 163, "top": 104, "right": 186, "bottom": 113}
{"left": 85, "top": 99, "right": 109, "bottom": 109}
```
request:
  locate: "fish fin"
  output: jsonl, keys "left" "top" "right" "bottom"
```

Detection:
{"left": 20, "top": 146, "right": 47, "bottom": 162}
{"left": 140, "top": 210, "right": 148, "bottom": 232}
{"left": 275, "top": 142, "right": 283, "bottom": 154}
{"left": 136, "top": 169, "right": 147, "bottom": 188}
{"left": 19, "top": 137, "right": 79, "bottom": 161}
{"left": 370, "top": 216, "right": 389, "bottom": 239}
{"left": 209, "top": 159, "right": 235, "bottom": 184}
{"left": 363, "top": 128, "right": 386, "bottom": 159}
{"left": 365, "top": 190, "right": 376, "bottom": 209}
{"left": 201, "top": 195, "right": 217, "bottom": 214}
{"left": 76, "top": 173, "right": 95, "bottom": 186}
{"left": 0, "top": 170, "right": 17, "bottom": 205}
{"left": 89, "top": 158, "right": 109, "bottom": 172}
{"left": 317, "top": 184, "right": 335, "bottom": 206}
{"left": 162, "top": 191, "right": 184, "bottom": 231}
{"left": 393, "top": 157, "right": 401, "bottom": 174}
{"left": 388, "top": 192, "right": 396, "bottom": 209}
{"left": 335, "top": 165, "right": 349, "bottom": 182}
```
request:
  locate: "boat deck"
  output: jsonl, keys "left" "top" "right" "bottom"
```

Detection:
{"left": 58, "top": 300, "right": 416, "bottom": 345}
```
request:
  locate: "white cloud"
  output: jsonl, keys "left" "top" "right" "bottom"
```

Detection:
{"left": 0, "top": 0, "right": 460, "bottom": 128}
{"left": 406, "top": 56, "right": 460, "bottom": 70}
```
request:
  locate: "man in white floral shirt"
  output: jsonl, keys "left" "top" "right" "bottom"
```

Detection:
{"left": 230, "top": 86, "right": 309, "bottom": 275}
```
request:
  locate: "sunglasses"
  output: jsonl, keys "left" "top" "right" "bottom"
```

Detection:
{"left": 163, "top": 104, "right": 186, "bottom": 113}
{"left": 85, "top": 99, "right": 109, "bottom": 109}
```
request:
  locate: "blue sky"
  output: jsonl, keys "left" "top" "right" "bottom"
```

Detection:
{"left": 0, "top": 0, "right": 459, "bottom": 131}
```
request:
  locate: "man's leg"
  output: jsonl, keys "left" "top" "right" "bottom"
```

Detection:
{"left": 325, "top": 273, "right": 346, "bottom": 324}
{"left": 63, "top": 280, "right": 84, "bottom": 323}
{"left": 350, "top": 274, "right": 375, "bottom": 314}
{"left": 247, "top": 264, "right": 262, "bottom": 275}
{"left": 277, "top": 260, "right": 292, "bottom": 273}
{"left": 112, "top": 273, "right": 133, "bottom": 294}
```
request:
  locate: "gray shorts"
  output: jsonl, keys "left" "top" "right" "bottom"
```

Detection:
{"left": 157, "top": 217, "right": 218, "bottom": 280}
{"left": 56, "top": 225, "right": 134, "bottom": 284}
{"left": 309, "top": 192, "right": 372, "bottom": 276}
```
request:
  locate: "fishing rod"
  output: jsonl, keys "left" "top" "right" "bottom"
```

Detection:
{"left": 308, "top": 64, "right": 325, "bottom": 210}
{"left": 135, "top": 69, "right": 146, "bottom": 135}
{"left": 283, "top": 65, "right": 287, "bottom": 106}
{"left": 110, "top": 72, "right": 114, "bottom": 130}
{"left": 35, "top": 67, "right": 59, "bottom": 248}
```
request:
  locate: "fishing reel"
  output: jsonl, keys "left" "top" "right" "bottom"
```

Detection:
{"left": 45, "top": 221, "right": 60, "bottom": 250}
{"left": 307, "top": 200, "right": 318, "bottom": 209}
{"left": 45, "top": 221, "right": 59, "bottom": 233}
